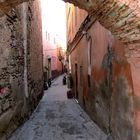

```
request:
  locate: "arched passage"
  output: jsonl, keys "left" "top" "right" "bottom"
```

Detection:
{"left": 0, "top": 0, "right": 140, "bottom": 44}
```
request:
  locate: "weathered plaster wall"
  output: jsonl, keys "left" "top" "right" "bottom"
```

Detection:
{"left": 70, "top": 21, "right": 135, "bottom": 140}
{"left": 111, "top": 41, "right": 134, "bottom": 140}
{"left": 66, "top": 3, "right": 87, "bottom": 43}
{"left": 0, "top": 9, "right": 25, "bottom": 139}
{"left": 125, "top": 45, "right": 140, "bottom": 139}
{"left": 26, "top": 0, "right": 43, "bottom": 111}
{"left": 0, "top": 0, "right": 43, "bottom": 139}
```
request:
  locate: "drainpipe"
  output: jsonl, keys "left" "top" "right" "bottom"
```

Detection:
{"left": 82, "top": 31, "right": 92, "bottom": 76}
{"left": 22, "top": 3, "right": 29, "bottom": 98}
{"left": 68, "top": 55, "right": 72, "bottom": 73}
{"left": 82, "top": 31, "right": 92, "bottom": 88}
{"left": 87, "top": 34, "right": 92, "bottom": 76}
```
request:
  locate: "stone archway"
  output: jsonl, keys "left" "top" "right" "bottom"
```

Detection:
{"left": 0, "top": 0, "right": 140, "bottom": 44}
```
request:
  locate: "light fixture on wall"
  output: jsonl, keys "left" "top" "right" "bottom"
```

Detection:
{"left": 47, "top": 55, "right": 51, "bottom": 61}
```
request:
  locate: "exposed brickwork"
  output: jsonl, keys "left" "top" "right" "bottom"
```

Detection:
{"left": 1, "top": 0, "right": 140, "bottom": 44}
{"left": 65, "top": 0, "right": 140, "bottom": 44}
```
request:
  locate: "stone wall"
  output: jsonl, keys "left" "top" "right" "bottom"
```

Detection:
{"left": 0, "top": 0, "right": 43, "bottom": 139}
{"left": 26, "top": 0, "right": 43, "bottom": 112}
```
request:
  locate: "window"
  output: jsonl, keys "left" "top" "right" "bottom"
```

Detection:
{"left": 88, "top": 75, "right": 91, "bottom": 87}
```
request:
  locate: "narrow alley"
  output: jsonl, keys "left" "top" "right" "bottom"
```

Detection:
{"left": 9, "top": 76, "right": 107, "bottom": 140}
{"left": 1, "top": 0, "right": 140, "bottom": 140}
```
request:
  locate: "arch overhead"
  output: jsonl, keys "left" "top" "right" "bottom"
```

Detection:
{"left": 0, "top": 0, "right": 140, "bottom": 44}
{"left": 65, "top": 0, "right": 140, "bottom": 45}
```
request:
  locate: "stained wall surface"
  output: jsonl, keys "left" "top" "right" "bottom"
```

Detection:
{"left": 69, "top": 21, "right": 135, "bottom": 140}
{"left": 67, "top": 4, "right": 140, "bottom": 140}
{"left": 0, "top": 0, "right": 43, "bottom": 139}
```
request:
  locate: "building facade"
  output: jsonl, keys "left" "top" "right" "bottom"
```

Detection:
{"left": 0, "top": 0, "right": 43, "bottom": 139}
{"left": 41, "top": 0, "right": 66, "bottom": 81}
{"left": 66, "top": 3, "right": 139, "bottom": 140}
{"left": 43, "top": 32, "right": 65, "bottom": 80}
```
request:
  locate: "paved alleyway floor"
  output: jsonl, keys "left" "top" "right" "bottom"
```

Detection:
{"left": 9, "top": 75, "right": 107, "bottom": 140}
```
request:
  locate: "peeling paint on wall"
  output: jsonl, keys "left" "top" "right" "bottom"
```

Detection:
{"left": 0, "top": 0, "right": 43, "bottom": 139}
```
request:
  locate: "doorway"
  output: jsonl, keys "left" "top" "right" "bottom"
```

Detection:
{"left": 75, "top": 63, "right": 78, "bottom": 99}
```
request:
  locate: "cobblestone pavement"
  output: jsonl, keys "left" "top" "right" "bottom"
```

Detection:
{"left": 9, "top": 76, "right": 108, "bottom": 140}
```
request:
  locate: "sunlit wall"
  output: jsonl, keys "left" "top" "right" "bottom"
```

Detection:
{"left": 41, "top": 0, "right": 66, "bottom": 50}
{"left": 41, "top": 0, "right": 66, "bottom": 74}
